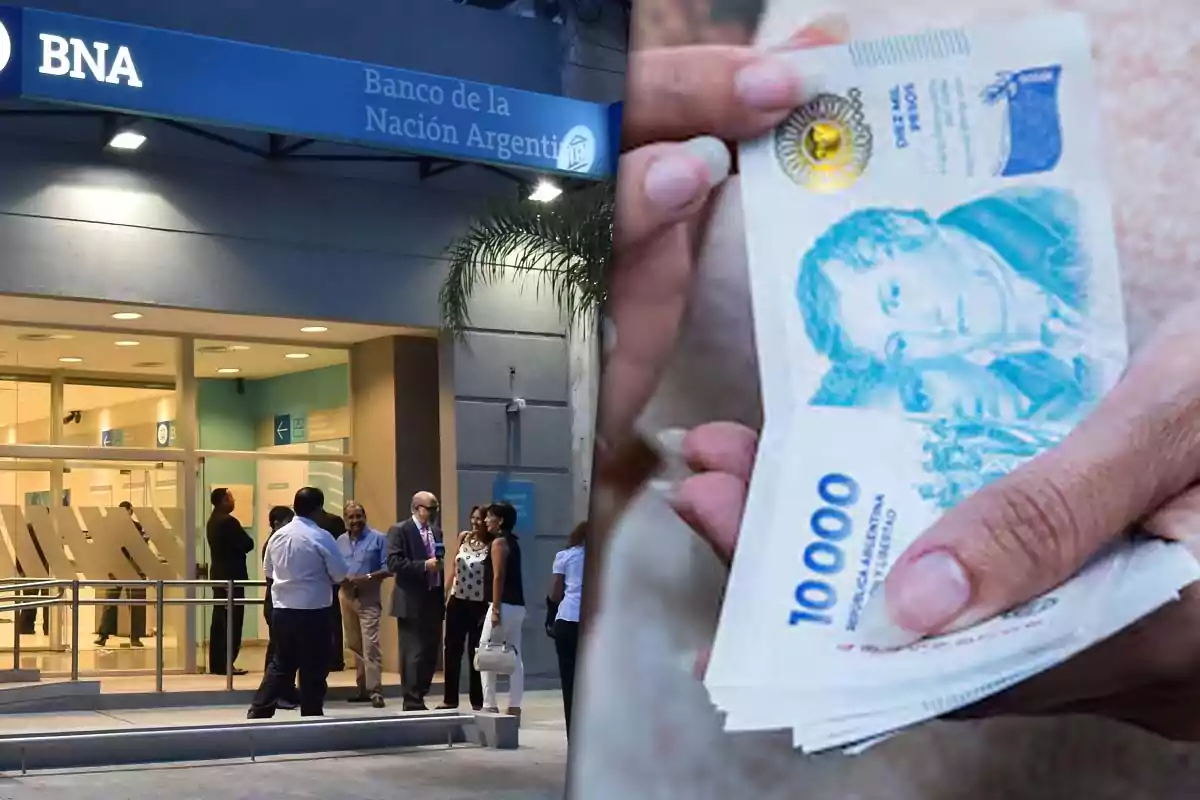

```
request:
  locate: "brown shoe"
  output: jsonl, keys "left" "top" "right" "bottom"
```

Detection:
{"left": 506, "top": 706, "right": 522, "bottom": 726}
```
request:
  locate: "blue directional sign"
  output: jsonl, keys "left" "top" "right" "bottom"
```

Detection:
{"left": 0, "top": 6, "right": 617, "bottom": 179}
{"left": 492, "top": 476, "right": 536, "bottom": 535}
{"left": 100, "top": 429, "right": 123, "bottom": 447}
{"left": 273, "top": 414, "right": 291, "bottom": 446}
{"left": 155, "top": 420, "right": 176, "bottom": 448}
{"left": 291, "top": 414, "right": 308, "bottom": 443}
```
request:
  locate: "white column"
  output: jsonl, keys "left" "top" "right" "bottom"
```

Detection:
{"left": 567, "top": 319, "right": 599, "bottom": 523}
{"left": 175, "top": 337, "right": 198, "bottom": 673}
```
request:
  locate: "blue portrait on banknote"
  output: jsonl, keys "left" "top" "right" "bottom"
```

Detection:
{"left": 798, "top": 186, "right": 1091, "bottom": 423}
{"left": 797, "top": 187, "right": 1091, "bottom": 507}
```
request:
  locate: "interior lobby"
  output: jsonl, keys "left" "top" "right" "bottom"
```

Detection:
{"left": 0, "top": 292, "right": 454, "bottom": 683}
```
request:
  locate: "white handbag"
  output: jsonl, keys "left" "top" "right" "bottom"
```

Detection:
{"left": 474, "top": 640, "right": 518, "bottom": 674}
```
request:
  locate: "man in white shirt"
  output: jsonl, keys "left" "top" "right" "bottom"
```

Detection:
{"left": 248, "top": 487, "right": 349, "bottom": 719}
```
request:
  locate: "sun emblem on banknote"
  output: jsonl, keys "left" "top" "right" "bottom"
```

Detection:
{"left": 776, "top": 89, "right": 873, "bottom": 193}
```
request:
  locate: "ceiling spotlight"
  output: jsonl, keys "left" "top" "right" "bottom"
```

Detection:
{"left": 114, "top": 340, "right": 140, "bottom": 347}
{"left": 284, "top": 353, "right": 310, "bottom": 360}
{"left": 529, "top": 180, "right": 562, "bottom": 203}
{"left": 228, "top": 345, "right": 251, "bottom": 352}
{"left": 300, "top": 326, "right": 328, "bottom": 333}
{"left": 111, "top": 312, "right": 143, "bottom": 321}
{"left": 108, "top": 130, "right": 147, "bottom": 151}
{"left": 58, "top": 356, "right": 83, "bottom": 364}
{"left": 217, "top": 367, "right": 240, "bottom": 374}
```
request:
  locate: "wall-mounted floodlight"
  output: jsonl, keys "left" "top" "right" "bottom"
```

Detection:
{"left": 529, "top": 180, "right": 562, "bottom": 203}
{"left": 107, "top": 129, "right": 147, "bottom": 151}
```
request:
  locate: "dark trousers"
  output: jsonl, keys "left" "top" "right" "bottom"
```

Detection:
{"left": 397, "top": 587, "right": 445, "bottom": 708}
{"left": 263, "top": 614, "right": 301, "bottom": 706}
{"left": 442, "top": 596, "right": 486, "bottom": 709}
{"left": 98, "top": 586, "right": 146, "bottom": 641}
{"left": 19, "top": 588, "right": 49, "bottom": 636}
{"left": 553, "top": 619, "right": 580, "bottom": 737}
{"left": 329, "top": 586, "right": 345, "bottom": 670}
{"left": 209, "top": 586, "right": 245, "bottom": 673}
{"left": 250, "top": 607, "right": 331, "bottom": 717}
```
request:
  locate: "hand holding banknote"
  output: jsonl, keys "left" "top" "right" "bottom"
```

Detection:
{"left": 676, "top": 300, "right": 1200, "bottom": 741}
{"left": 598, "top": 22, "right": 846, "bottom": 459}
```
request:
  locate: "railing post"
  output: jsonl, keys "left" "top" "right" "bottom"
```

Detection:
{"left": 11, "top": 603, "right": 20, "bottom": 672}
{"left": 70, "top": 580, "right": 80, "bottom": 682}
{"left": 225, "top": 579, "right": 235, "bottom": 691}
{"left": 155, "top": 580, "right": 165, "bottom": 693}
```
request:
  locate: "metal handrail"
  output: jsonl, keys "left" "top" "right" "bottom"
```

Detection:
{"left": 0, "top": 578, "right": 277, "bottom": 692}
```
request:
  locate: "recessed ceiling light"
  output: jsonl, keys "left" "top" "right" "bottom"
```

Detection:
{"left": 111, "top": 312, "right": 143, "bottom": 321}
{"left": 58, "top": 357, "right": 83, "bottom": 364}
{"left": 114, "top": 340, "right": 140, "bottom": 347}
{"left": 228, "top": 345, "right": 251, "bottom": 352}
{"left": 300, "top": 326, "right": 328, "bottom": 333}
{"left": 284, "top": 352, "right": 310, "bottom": 360}
{"left": 108, "top": 130, "right": 147, "bottom": 151}
{"left": 217, "top": 367, "right": 240, "bottom": 374}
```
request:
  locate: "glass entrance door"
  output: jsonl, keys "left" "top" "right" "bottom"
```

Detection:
{"left": 0, "top": 458, "right": 187, "bottom": 676}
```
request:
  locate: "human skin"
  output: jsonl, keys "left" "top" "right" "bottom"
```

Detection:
{"left": 578, "top": 1, "right": 1200, "bottom": 797}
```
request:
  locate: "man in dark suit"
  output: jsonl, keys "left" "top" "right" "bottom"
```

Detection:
{"left": 316, "top": 508, "right": 347, "bottom": 671}
{"left": 206, "top": 487, "right": 255, "bottom": 676}
{"left": 387, "top": 491, "right": 444, "bottom": 711}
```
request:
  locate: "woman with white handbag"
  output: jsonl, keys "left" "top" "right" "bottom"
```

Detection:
{"left": 477, "top": 501, "right": 526, "bottom": 722}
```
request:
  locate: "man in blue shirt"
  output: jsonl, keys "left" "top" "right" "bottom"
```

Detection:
{"left": 337, "top": 501, "right": 392, "bottom": 708}
{"left": 247, "top": 487, "right": 348, "bottom": 719}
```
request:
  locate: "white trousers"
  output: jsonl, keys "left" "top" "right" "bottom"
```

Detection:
{"left": 480, "top": 602, "right": 526, "bottom": 709}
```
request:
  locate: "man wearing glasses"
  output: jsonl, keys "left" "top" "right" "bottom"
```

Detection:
{"left": 386, "top": 491, "right": 445, "bottom": 711}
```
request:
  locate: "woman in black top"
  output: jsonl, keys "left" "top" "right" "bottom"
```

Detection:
{"left": 480, "top": 501, "right": 526, "bottom": 720}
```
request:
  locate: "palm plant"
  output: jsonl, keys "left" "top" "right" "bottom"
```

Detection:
{"left": 438, "top": 181, "right": 616, "bottom": 336}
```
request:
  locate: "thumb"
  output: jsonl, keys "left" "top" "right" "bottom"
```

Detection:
{"left": 858, "top": 312, "right": 1200, "bottom": 646}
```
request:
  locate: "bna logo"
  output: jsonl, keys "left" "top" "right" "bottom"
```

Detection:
{"left": 0, "top": 21, "right": 11, "bottom": 75}
{"left": 556, "top": 125, "right": 596, "bottom": 173}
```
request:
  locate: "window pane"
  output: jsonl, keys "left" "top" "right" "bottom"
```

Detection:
{"left": 196, "top": 341, "right": 350, "bottom": 453}
{"left": 0, "top": 379, "right": 51, "bottom": 444}
{"left": 0, "top": 459, "right": 187, "bottom": 675}
{"left": 61, "top": 384, "right": 176, "bottom": 449}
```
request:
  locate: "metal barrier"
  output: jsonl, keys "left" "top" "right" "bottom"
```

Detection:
{"left": 0, "top": 578, "right": 268, "bottom": 692}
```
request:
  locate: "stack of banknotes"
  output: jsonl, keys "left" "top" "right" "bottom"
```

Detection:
{"left": 703, "top": 13, "right": 1200, "bottom": 754}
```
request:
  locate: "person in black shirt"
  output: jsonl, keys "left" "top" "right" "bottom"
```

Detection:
{"left": 317, "top": 507, "right": 347, "bottom": 671}
{"left": 206, "top": 487, "right": 254, "bottom": 676}
{"left": 480, "top": 502, "right": 526, "bottom": 721}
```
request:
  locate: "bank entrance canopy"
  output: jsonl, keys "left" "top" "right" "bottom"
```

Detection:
{"left": 0, "top": 5, "right": 620, "bottom": 181}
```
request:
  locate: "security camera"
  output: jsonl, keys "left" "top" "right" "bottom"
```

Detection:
{"left": 63, "top": 410, "right": 82, "bottom": 424}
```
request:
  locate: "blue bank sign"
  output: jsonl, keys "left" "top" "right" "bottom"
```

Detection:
{"left": 0, "top": 6, "right": 617, "bottom": 179}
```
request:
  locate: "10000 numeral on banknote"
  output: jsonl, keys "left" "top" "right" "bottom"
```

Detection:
{"left": 704, "top": 13, "right": 1200, "bottom": 754}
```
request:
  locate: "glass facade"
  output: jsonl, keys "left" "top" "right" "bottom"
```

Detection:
{"left": 0, "top": 326, "right": 354, "bottom": 677}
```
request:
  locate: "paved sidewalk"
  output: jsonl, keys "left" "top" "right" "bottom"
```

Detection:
{"left": 0, "top": 691, "right": 569, "bottom": 799}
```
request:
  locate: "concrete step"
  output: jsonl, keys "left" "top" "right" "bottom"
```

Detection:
{"left": 0, "top": 705, "right": 519, "bottom": 773}
{"left": 0, "top": 679, "right": 101, "bottom": 713}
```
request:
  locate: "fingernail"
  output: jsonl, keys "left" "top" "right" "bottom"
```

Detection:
{"left": 653, "top": 427, "right": 689, "bottom": 458}
{"left": 601, "top": 315, "right": 617, "bottom": 355}
{"left": 855, "top": 551, "right": 972, "bottom": 648}
{"left": 647, "top": 478, "right": 681, "bottom": 502}
{"left": 643, "top": 136, "right": 728, "bottom": 211}
{"left": 644, "top": 154, "right": 705, "bottom": 211}
{"left": 735, "top": 55, "right": 803, "bottom": 110}
{"left": 679, "top": 135, "right": 731, "bottom": 186}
